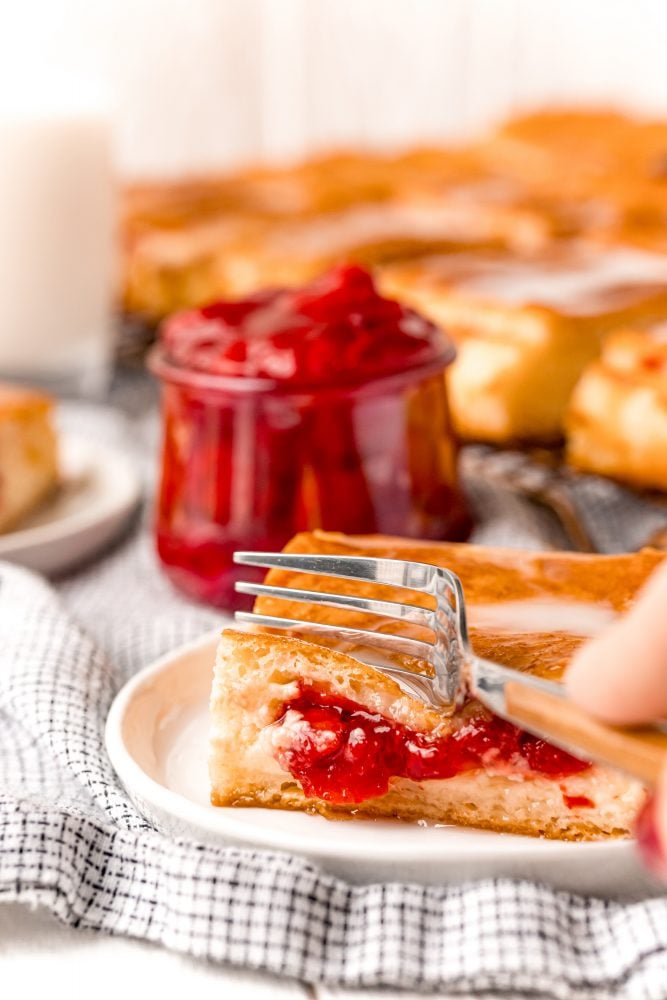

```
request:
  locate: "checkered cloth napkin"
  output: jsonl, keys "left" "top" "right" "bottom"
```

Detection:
{"left": 1, "top": 392, "right": 667, "bottom": 999}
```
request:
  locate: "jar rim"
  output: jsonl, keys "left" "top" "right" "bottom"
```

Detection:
{"left": 147, "top": 338, "right": 456, "bottom": 398}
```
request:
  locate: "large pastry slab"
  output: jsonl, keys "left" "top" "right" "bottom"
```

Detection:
{"left": 210, "top": 530, "right": 664, "bottom": 840}
{"left": 120, "top": 107, "right": 667, "bottom": 324}
{"left": 119, "top": 141, "right": 588, "bottom": 321}
{"left": 120, "top": 148, "right": 482, "bottom": 320}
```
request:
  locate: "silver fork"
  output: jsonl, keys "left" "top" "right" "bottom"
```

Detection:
{"left": 233, "top": 551, "right": 667, "bottom": 787}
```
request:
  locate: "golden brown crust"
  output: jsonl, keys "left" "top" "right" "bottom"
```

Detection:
{"left": 211, "top": 771, "right": 638, "bottom": 842}
{"left": 255, "top": 531, "right": 664, "bottom": 681}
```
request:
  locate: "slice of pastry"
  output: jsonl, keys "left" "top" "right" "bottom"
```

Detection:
{"left": 0, "top": 383, "right": 58, "bottom": 533}
{"left": 210, "top": 530, "right": 664, "bottom": 839}
{"left": 379, "top": 244, "right": 667, "bottom": 443}
{"left": 566, "top": 322, "right": 667, "bottom": 490}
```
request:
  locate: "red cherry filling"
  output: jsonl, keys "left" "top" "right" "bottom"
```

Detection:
{"left": 272, "top": 687, "right": 590, "bottom": 805}
{"left": 160, "top": 264, "right": 448, "bottom": 386}
{"left": 562, "top": 794, "right": 594, "bottom": 809}
{"left": 153, "top": 265, "right": 470, "bottom": 609}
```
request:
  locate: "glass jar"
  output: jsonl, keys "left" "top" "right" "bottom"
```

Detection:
{"left": 150, "top": 266, "right": 471, "bottom": 608}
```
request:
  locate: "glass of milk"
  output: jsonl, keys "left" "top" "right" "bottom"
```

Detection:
{"left": 0, "top": 97, "right": 115, "bottom": 397}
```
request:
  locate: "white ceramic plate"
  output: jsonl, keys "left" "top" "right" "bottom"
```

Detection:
{"left": 106, "top": 631, "right": 660, "bottom": 899}
{"left": 0, "top": 434, "right": 141, "bottom": 575}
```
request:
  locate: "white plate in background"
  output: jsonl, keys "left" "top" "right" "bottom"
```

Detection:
{"left": 106, "top": 631, "right": 661, "bottom": 899}
{"left": 0, "top": 434, "right": 141, "bottom": 575}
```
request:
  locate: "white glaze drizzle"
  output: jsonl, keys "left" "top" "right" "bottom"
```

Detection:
{"left": 436, "top": 246, "right": 667, "bottom": 316}
{"left": 469, "top": 599, "right": 616, "bottom": 637}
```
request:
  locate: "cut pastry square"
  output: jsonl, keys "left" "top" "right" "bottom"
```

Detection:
{"left": 210, "top": 530, "right": 664, "bottom": 840}
{"left": 0, "top": 383, "right": 58, "bottom": 533}
{"left": 379, "top": 243, "right": 667, "bottom": 444}
{"left": 566, "top": 322, "right": 667, "bottom": 491}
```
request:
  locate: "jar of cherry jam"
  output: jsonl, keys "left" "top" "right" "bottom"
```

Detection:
{"left": 149, "top": 265, "right": 470, "bottom": 608}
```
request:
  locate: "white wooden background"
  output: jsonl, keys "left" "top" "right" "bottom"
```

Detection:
{"left": 1, "top": 0, "right": 667, "bottom": 177}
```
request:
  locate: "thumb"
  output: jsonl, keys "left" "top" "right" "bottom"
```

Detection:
{"left": 565, "top": 561, "right": 667, "bottom": 725}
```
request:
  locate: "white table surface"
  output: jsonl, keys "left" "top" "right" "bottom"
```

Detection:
{"left": 0, "top": 902, "right": 493, "bottom": 1000}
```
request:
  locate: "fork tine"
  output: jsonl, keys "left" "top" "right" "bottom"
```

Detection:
{"left": 235, "top": 581, "right": 436, "bottom": 630}
{"left": 234, "top": 552, "right": 438, "bottom": 593}
{"left": 234, "top": 611, "right": 436, "bottom": 664}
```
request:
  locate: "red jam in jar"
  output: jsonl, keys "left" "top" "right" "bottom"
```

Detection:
{"left": 150, "top": 265, "right": 470, "bottom": 608}
{"left": 272, "top": 686, "right": 590, "bottom": 805}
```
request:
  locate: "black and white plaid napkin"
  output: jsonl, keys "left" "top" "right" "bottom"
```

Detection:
{"left": 1, "top": 392, "right": 667, "bottom": 998}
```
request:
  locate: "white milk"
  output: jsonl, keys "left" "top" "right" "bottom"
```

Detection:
{"left": 0, "top": 103, "right": 115, "bottom": 394}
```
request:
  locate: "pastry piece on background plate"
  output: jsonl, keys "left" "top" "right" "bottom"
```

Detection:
{"left": 379, "top": 243, "right": 667, "bottom": 444}
{"left": 566, "top": 322, "right": 667, "bottom": 491}
{"left": 0, "top": 383, "right": 58, "bottom": 533}
{"left": 210, "top": 530, "right": 663, "bottom": 840}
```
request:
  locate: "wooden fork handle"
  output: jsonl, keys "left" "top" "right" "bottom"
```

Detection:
{"left": 505, "top": 681, "right": 667, "bottom": 787}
